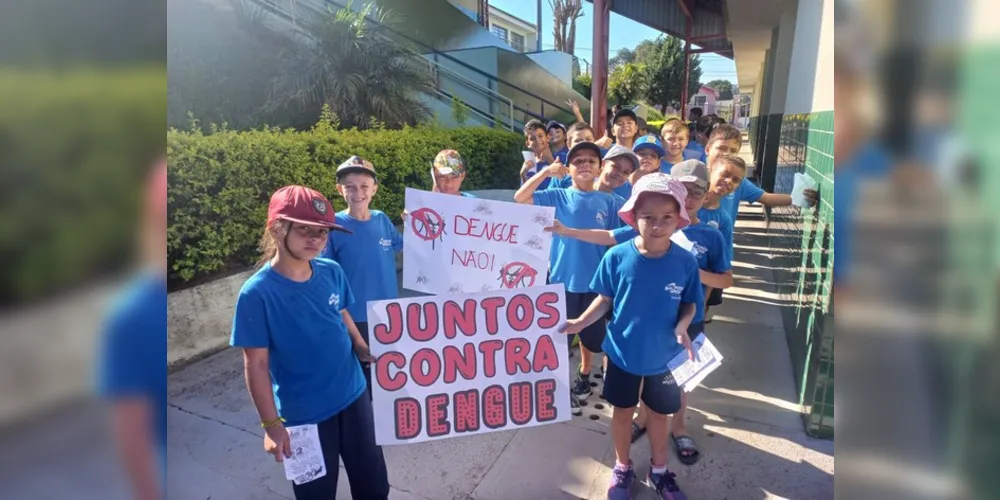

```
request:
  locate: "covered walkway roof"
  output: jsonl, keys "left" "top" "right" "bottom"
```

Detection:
{"left": 583, "top": 0, "right": 734, "bottom": 58}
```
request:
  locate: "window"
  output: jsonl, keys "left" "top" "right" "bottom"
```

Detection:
{"left": 509, "top": 32, "right": 526, "bottom": 52}
{"left": 491, "top": 25, "right": 508, "bottom": 42}
{"left": 694, "top": 95, "right": 708, "bottom": 107}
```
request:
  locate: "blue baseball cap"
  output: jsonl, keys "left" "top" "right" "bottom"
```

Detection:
{"left": 632, "top": 135, "right": 666, "bottom": 157}
{"left": 546, "top": 121, "right": 567, "bottom": 132}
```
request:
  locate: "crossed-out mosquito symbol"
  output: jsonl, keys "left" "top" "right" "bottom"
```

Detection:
{"left": 497, "top": 261, "right": 539, "bottom": 289}
{"left": 410, "top": 207, "right": 446, "bottom": 250}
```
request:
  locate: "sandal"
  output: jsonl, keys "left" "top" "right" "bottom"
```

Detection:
{"left": 671, "top": 433, "right": 700, "bottom": 465}
{"left": 630, "top": 422, "right": 646, "bottom": 443}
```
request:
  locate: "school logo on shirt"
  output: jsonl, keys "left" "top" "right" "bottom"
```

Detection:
{"left": 707, "top": 220, "right": 719, "bottom": 229}
{"left": 692, "top": 243, "right": 708, "bottom": 257}
{"left": 665, "top": 283, "right": 684, "bottom": 299}
{"left": 595, "top": 210, "right": 607, "bottom": 226}
{"left": 328, "top": 293, "right": 340, "bottom": 307}
{"left": 379, "top": 237, "right": 392, "bottom": 250}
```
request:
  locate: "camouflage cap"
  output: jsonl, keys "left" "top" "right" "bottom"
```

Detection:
{"left": 432, "top": 149, "right": 466, "bottom": 176}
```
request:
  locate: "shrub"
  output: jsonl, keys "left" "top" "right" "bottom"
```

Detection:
{"left": 167, "top": 123, "right": 523, "bottom": 287}
{"left": 0, "top": 68, "right": 165, "bottom": 304}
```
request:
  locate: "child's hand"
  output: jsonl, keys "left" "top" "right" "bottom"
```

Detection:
{"left": 544, "top": 219, "right": 567, "bottom": 236}
{"left": 676, "top": 327, "right": 696, "bottom": 361}
{"left": 559, "top": 319, "right": 583, "bottom": 335}
{"left": 538, "top": 147, "right": 555, "bottom": 164}
{"left": 803, "top": 188, "right": 819, "bottom": 208}
{"left": 565, "top": 99, "right": 581, "bottom": 113}
{"left": 401, "top": 209, "right": 409, "bottom": 222}
{"left": 354, "top": 342, "right": 376, "bottom": 363}
{"left": 263, "top": 424, "right": 292, "bottom": 462}
{"left": 544, "top": 161, "right": 569, "bottom": 178}
{"left": 520, "top": 159, "right": 536, "bottom": 178}
{"left": 595, "top": 134, "right": 614, "bottom": 149}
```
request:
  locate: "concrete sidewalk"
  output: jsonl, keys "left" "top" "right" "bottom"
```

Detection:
{"left": 166, "top": 203, "right": 834, "bottom": 500}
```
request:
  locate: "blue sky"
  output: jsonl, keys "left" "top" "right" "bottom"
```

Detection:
{"left": 490, "top": 0, "right": 738, "bottom": 86}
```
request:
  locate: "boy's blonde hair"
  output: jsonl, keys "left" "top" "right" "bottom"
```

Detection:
{"left": 660, "top": 119, "right": 690, "bottom": 137}
{"left": 706, "top": 124, "right": 741, "bottom": 146}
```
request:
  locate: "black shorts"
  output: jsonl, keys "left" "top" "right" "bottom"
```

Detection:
{"left": 565, "top": 291, "right": 606, "bottom": 353}
{"left": 707, "top": 287, "right": 724, "bottom": 307}
{"left": 602, "top": 358, "right": 682, "bottom": 415}
{"left": 355, "top": 321, "right": 373, "bottom": 401}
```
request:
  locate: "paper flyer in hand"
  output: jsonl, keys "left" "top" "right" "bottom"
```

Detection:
{"left": 790, "top": 172, "right": 817, "bottom": 208}
{"left": 283, "top": 424, "right": 327, "bottom": 485}
{"left": 667, "top": 333, "right": 723, "bottom": 392}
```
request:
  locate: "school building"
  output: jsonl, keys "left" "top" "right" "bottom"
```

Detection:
{"left": 584, "top": 0, "right": 836, "bottom": 438}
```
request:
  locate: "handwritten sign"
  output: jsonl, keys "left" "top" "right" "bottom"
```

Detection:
{"left": 403, "top": 188, "right": 555, "bottom": 295}
{"left": 367, "top": 284, "right": 571, "bottom": 445}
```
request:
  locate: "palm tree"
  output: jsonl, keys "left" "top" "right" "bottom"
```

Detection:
{"left": 265, "top": 0, "right": 435, "bottom": 129}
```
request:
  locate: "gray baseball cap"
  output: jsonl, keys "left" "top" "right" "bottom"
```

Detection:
{"left": 670, "top": 159, "right": 710, "bottom": 189}
{"left": 603, "top": 144, "right": 640, "bottom": 173}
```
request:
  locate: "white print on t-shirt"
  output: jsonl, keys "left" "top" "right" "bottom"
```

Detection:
{"left": 665, "top": 283, "right": 684, "bottom": 299}
{"left": 379, "top": 237, "right": 392, "bottom": 250}
{"left": 595, "top": 210, "right": 607, "bottom": 226}
{"left": 692, "top": 243, "right": 708, "bottom": 257}
{"left": 707, "top": 220, "right": 719, "bottom": 229}
{"left": 328, "top": 293, "right": 340, "bottom": 307}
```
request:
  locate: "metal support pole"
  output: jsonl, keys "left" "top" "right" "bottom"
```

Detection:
{"left": 590, "top": 0, "right": 609, "bottom": 133}
{"left": 681, "top": 17, "right": 691, "bottom": 120}
{"left": 536, "top": 0, "right": 543, "bottom": 52}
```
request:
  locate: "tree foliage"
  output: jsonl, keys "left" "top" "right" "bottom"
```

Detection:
{"left": 608, "top": 63, "right": 647, "bottom": 106}
{"left": 706, "top": 79, "right": 734, "bottom": 100}
{"left": 573, "top": 72, "right": 592, "bottom": 98}
{"left": 639, "top": 36, "right": 702, "bottom": 111}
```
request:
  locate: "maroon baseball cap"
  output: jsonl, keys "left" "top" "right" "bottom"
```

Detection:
{"left": 267, "top": 185, "right": 351, "bottom": 233}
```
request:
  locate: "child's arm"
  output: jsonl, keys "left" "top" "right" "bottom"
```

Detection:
{"left": 389, "top": 216, "right": 404, "bottom": 252}
{"left": 560, "top": 295, "right": 612, "bottom": 334}
{"left": 519, "top": 159, "right": 536, "bottom": 183}
{"left": 699, "top": 269, "right": 733, "bottom": 289}
{"left": 545, "top": 219, "right": 617, "bottom": 246}
{"left": 341, "top": 310, "right": 375, "bottom": 362}
{"left": 243, "top": 348, "right": 282, "bottom": 426}
{"left": 757, "top": 190, "right": 818, "bottom": 208}
{"left": 566, "top": 99, "right": 586, "bottom": 125}
{"left": 514, "top": 161, "right": 568, "bottom": 203}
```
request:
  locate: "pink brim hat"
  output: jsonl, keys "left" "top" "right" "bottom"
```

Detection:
{"left": 617, "top": 173, "right": 692, "bottom": 231}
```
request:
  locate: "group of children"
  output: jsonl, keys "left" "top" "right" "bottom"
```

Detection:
{"left": 228, "top": 106, "right": 815, "bottom": 499}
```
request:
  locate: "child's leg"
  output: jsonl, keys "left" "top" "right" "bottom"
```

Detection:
{"left": 612, "top": 405, "right": 635, "bottom": 465}
{"left": 579, "top": 343, "right": 593, "bottom": 377}
{"left": 338, "top": 394, "right": 390, "bottom": 500}
{"left": 645, "top": 408, "right": 671, "bottom": 468}
{"left": 291, "top": 415, "right": 341, "bottom": 499}
{"left": 602, "top": 359, "right": 644, "bottom": 466}
{"left": 639, "top": 371, "right": 683, "bottom": 470}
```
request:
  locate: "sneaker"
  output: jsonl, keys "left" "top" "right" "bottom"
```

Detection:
{"left": 572, "top": 374, "right": 593, "bottom": 401}
{"left": 607, "top": 463, "right": 635, "bottom": 500}
{"left": 646, "top": 467, "right": 687, "bottom": 500}
{"left": 570, "top": 395, "right": 583, "bottom": 416}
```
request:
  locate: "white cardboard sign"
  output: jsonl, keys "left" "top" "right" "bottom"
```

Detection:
{"left": 402, "top": 188, "right": 555, "bottom": 295}
{"left": 367, "top": 284, "right": 571, "bottom": 445}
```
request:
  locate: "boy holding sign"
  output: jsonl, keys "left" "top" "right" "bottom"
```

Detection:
{"left": 562, "top": 173, "right": 701, "bottom": 500}
{"left": 323, "top": 156, "right": 403, "bottom": 400}
{"left": 432, "top": 149, "right": 478, "bottom": 198}
{"left": 513, "top": 142, "right": 621, "bottom": 412}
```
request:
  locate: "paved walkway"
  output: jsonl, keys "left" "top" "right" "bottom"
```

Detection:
{"left": 166, "top": 203, "right": 834, "bottom": 500}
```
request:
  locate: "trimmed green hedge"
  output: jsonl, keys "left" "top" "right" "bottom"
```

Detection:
{"left": 167, "top": 123, "right": 524, "bottom": 287}
{"left": 0, "top": 68, "right": 165, "bottom": 303}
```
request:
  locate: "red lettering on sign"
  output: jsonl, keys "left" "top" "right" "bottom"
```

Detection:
{"left": 442, "top": 299, "right": 478, "bottom": 339}
{"left": 508, "top": 382, "right": 533, "bottom": 425}
{"left": 478, "top": 339, "right": 503, "bottom": 377}
{"left": 373, "top": 303, "right": 404, "bottom": 344}
{"left": 375, "top": 352, "right": 407, "bottom": 391}
{"left": 453, "top": 215, "right": 520, "bottom": 244}
{"left": 395, "top": 397, "right": 421, "bottom": 440}
{"left": 426, "top": 394, "right": 451, "bottom": 437}
{"left": 482, "top": 385, "right": 508, "bottom": 429}
{"left": 480, "top": 296, "right": 506, "bottom": 335}
{"left": 407, "top": 302, "right": 439, "bottom": 342}
{"left": 535, "top": 379, "right": 557, "bottom": 422}
{"left": 411, "top": 348, "right": 442, "bottom": 387}
{"left": 442, "top": 343, "right": 477, "bottom": 383}
{"left": 506, "top": 293, "right": 535, "bottom": 331}
{"left": 504, "top": 337, "right": 532, "bottom": 375}
{"left": 532, "top": 335, "right": 560, "bottom": 372}
{"left": 535, "top": 292, "right": 561, "bottom": 328}
{"left": 453, "top": 389, "right": 480, "bottom": 433}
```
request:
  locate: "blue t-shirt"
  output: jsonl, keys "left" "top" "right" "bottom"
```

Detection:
{"left": 659, "top": 160, "right": 675, "bottom": 173}
{"left": 231, "top": 259, "right": 366, "bottom": 426}
{"left": 835, "top": 143, "right": 892, "bottom": 284}
{"left": 698, "top": 206, "right": 735, "bottom": 263}
{"left": 97, "top": 271, "right": 168, "bottom": 486}
{"left": 322, "top": 210, "right": 403, "bottom": 322}
{"left": 683, "top": 141, "right": 707, "bottom": 161}
{"left": 533, "top": 188, "right": 620, "bottom": 293}
{"left": 721, "top": 178, "right": 766, "bottom": 220}
{"left": 460, "top": 191, "right": 478, "bottom": 198}
{"left": 613, "top": 182, "right": 633, "bottom": 200}
{"left": 554, "top": 146, "right": 569, "bottom": 164}
{"left": 525, "top": 163, "right": 555, "bottom": 191}
{"left": 591, "top": 241, "right": 704, "bottom": 375}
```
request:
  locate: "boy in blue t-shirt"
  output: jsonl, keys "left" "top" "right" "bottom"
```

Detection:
{"left": 699, "top": 154, "right": 744, "bottom": 321}
{"left": 547, "top": 120, "right": 570, "bottom": 163}
{"left": 322, "top": 156, "right": 403, "bottom": 400}
{"left": 562, "top": 173, "right": 701, "bottom": 499}
{"left": 232, "top": 185, "right": 389, "bottom": 499}
{"left": 519, "top": 119, "right": 558, "bottom": 190}
{"left": 514, "top": 141, "right": 621, "bottom": 413}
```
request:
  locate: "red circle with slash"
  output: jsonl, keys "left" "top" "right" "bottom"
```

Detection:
{"left": 410, "top": 207, "right": 445, "bottom": 241}
{"left": 499, "top": 261, "right": 538, "bottom": 289}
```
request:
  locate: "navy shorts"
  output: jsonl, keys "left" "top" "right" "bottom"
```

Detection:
{"left": 602, "top": 358, "right": 682, "bottom": 415}
{"left": 707, "top": 287, "right": 724, "bottom": 307}
{"left": 355, "top": 322, "right": 373, "bottom": 401}
{"left": 565, "top": 291, "right": 606, "bottom": 353}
